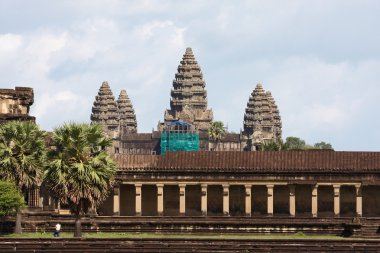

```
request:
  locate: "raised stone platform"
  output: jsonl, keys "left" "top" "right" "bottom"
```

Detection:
{"left": 3, "top": 214, "right": 376, "bottom": 237}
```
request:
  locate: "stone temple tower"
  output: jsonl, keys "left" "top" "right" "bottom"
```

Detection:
{"left": 243, "top": 83, "right": 282, "bottom": 149}
{"left": 91, "top": 81, "right": 120, "bottom": 138}
{"left": 162, "top": 47, "right": 213, "bottom": 131}
{"left": 117, "top": 89, "right": 137, "bottom": 134}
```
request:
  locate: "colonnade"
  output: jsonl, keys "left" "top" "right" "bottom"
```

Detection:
{"left": 112, "top": 183, "right": 363, "bottom": 217}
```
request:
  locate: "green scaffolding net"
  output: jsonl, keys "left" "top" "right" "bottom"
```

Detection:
{"left": 160, "top": 132, "right": 199, "bottom": 155}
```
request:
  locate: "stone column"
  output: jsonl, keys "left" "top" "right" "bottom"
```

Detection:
{"left": 179, "top": 184, "right": 186, "bottom": 216}
{"left": 223, "top": 184, "right": 230, "bottom": 216}
{"left": 355, "top": 185, "right": 362, "bottom": 217}
{"left": 135, "top": 184, "right": 142, "bottom": 216}
{"left": 113, "top": 185, "right": 120, "bottom": 216}
{"left": 157, "top": 184, "right": 164, "bottom": 216}
{"left": 245, "top": 185, "right": 252, "bottom": 216}
{"left": 267, "top": 184, "right": 274, "bottom": 216}
{"left": 289, "top": 185, "right": 296, "bottom": 217}
{"left": 333, "top": 184, "right": 340, "bottom": 216}
{"left": 312, "top": 185, "right": 318, "bottom": 217}
{"left": 201, "top": 184, "right": 207, "bottom": 216}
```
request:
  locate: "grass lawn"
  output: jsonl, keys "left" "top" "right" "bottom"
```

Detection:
{"left": 0, "top": 232, "right": 347, "bottom": 240}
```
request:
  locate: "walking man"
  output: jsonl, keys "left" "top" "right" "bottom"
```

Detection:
{"left": 54, "top": 223, "right": 61, "bottom": 237}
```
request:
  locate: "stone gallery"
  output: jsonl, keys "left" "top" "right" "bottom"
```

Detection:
{"left": 1, "top": 48, "right": 380, "bottom": 235}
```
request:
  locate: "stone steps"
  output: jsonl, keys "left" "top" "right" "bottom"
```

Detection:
{"left": 1, "top": 238, "right": 380, "bottom": 253}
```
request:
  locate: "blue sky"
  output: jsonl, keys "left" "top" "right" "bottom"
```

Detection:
{"left": 1, "top": 0, "right": 380, "bottom": 151}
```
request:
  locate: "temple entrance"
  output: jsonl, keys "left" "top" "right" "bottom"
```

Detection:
{"left": 164, "top": 185, "right": 179, "bottom": 216}
{"left": 363, "top": 186, "right": 380, "bottom": 216}
{"left": 252, "top": 186, "right": 267, "bottom": 215}
{"left": 185, "top": 185, "right": 201, "bottom": 216}
{"left": 340, "top": 186, "right": 356, "bottom": 217}
{"left": 142, "top": 185, "right": 157, "bottom": 216}
{"left": 318, "top": 186, "right": 334, "bottom": 217}
{"left": 274, "top": 185, "right": 289, "bottom": 216}
{"left": 207, "top": 185, "right": 223, "bottom": 216}
{"left": 229, "top": 185, "right": 245, "bottom": 216}
{"left": 120, "top": 185, "right": 135, "bottom": 215}
{"left": 295, "top": 185, "right": 311, "bottom": 216}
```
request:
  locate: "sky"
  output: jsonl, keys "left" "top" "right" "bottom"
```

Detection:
{"left": 0, "top": 0, "right": 380, "bottom": 151}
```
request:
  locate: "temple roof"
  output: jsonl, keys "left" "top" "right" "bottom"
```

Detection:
{"left": 91, "top": 81, "right": 119, "bottom": 128}
{"left": 243, "top": 83, "right": 282, "bottom": 143}
{"left": 117, "top": 89, "right": 137, "bottom": 133}
{"left": 115, "top": 151, "right": 380, "bottom": 173}
{"left": 164, "top": 47, "right": 213, "bottom": 131}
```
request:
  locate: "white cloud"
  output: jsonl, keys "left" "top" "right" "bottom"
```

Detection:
{"left": 0, "top": 0, "right": 380, "bottom": 150}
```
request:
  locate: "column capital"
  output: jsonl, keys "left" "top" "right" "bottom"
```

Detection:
{"left": 179, "top": 183, "right": 186, "bottom": 188}
{"left": 222, "top": 184, "right": 230, "bottom": 190}
{"left": 156, "top": 183, "right": 164, "bottom": 188}
{"left": 244, "top": 184, "right": 252, "bottom": 189}
{"left": 135, "top": 183, "right": 142, "bottom": 188}
{"left": 266, "top": 184, "right": 274, "bottom": 189}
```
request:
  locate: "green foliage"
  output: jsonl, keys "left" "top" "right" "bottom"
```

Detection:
{"left": 0, "top": 181, "right": 25, "bottom": 216}
{"left": 0, "top": 121, "right": 46, "bottom": 190}
{"left": 208, "top": 121, "right": 226, "bottom": 142}
{"left": 285, "top": 136, "right": 306, "bottom": 150}
{"left": 44, "top": 123, "right": 116, "bottom": 216}
{"left": 262, "top": 137, "right": 334, "bottom": 151}
{"left": 314, "top": 141, "right": 333, "bottom": 150}
{"left": 261, "top": 139, "right": 289, "bottom": 151}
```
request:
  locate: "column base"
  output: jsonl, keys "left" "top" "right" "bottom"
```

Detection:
{"left": 202, "top": 211, "right": 207, "bottom": 216}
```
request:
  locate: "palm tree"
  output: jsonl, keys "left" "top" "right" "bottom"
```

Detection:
{"left": 208, "top": 121, "right": 226, "bottom": 151}
{"left": 44, "top": 123, "right": 116, "bottom": 237}
{"left": 0, "top": 121, "right": 46, "bottom": 234}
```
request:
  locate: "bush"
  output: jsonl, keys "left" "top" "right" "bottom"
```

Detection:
{"left": 0, "top": 181, "right": 25, "bottom": 217}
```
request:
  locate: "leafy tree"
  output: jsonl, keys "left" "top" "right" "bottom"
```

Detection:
{"left": 44, "top": 123, "right": 116, "bottom": 237}
{"left": 261, "top": 139, "right": 288, "bottom": 151}
{"left": 0, "top": 121, "right": 46, "bottom": 233}
{"left": 0, "top": 181, "right": 25, "bottom": 217}
{"left": 284, "top": 136, "right": 306, "bottom": 150}
{"left": 314, "top": 141, "right": 333, "bottom": 150}
{"left": 208, "top": 121, "right": 226, "bottom": 151}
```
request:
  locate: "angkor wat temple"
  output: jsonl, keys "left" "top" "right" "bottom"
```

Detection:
{"left": 2, "top": 48, "right": 380, "bottom": 236}
{"left": 90, "top": 48, "right": 283, "bottom": 154}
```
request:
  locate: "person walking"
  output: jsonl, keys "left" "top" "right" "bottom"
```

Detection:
{"left": 54, "top": 223, "right": 61, "bottom": 237}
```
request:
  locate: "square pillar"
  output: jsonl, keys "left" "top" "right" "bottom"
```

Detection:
{"left": 113, "top": 185, "right": 120, "bottom": 216}
{"left": 289, "top": 185, "right": 296, "bottom": 217}
{"left": 179, "top": 184, "right": 186, "bottom": 216}
{"left": 333, "top": 184, "right": 340, "bottom": 216}
{"left": 135, "top": 184, "right": 142, "bottom": 216}
{"left": 157, "top": 184, "right": 164, "bottom": 216}
{"left": 355, "top": 185, "right": 362, "bottom": 217}
{"left": 312, "top": 185, "right": 318, "bottom": 217}
{"left": 267, "top": 184, "right": 274, "bottom": 216}
{"left": 223, "top": 184, "right": 230, "bottom": 216}
{"left": 245, "top": 185, "right": 252, "bottom": 216}
{"left": 201, "top": 184, "right": 207, "bottom": 216}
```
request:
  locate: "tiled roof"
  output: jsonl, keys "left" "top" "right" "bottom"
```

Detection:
{"left": 114, "top": 151, "right": 380, "bottom": 173}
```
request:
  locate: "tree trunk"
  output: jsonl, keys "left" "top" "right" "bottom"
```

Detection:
{"left": 74, "top": 216, "right": 82, "bottom": 237}
{"left": 14, "top": 212, "right": 22, "bottom": 234}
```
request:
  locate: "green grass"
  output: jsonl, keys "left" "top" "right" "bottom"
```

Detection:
{"left": 0, "top": 232, "right": 346, "bottom": 240}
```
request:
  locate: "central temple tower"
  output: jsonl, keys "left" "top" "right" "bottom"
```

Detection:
{"left": 162, "top": 48, "right": 213, "bottom": 131}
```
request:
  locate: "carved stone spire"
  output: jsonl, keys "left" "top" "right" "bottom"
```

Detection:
{"left": 266, "top": 91, "right": 282, "bottom": 141}
{"left": 117, "top": 89, "right": 137, "bottom": 133}
{"left": 163, "top": 47, "right": 213, "bottom": 131}
{"left": 91, "top": 81, "right": 119, "bottom": 137}
{"left": 243, "top": 83, "right": 282, "bottom": 146}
